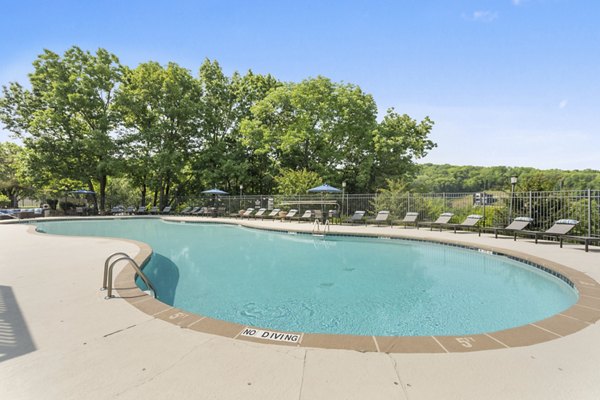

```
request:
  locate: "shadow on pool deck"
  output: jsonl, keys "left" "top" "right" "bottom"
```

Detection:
{"left": 0, "top": 285, "right": 36, "bottom": 363}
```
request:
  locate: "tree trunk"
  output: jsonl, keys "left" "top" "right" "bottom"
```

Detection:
{"left": 100, "top": 175, "right": 107, "bottom": 214}
{"left": 8, "top": 188, "right": 18, "bottom": 208}
{"left": 164, "top": 179, "right": 171, "bottom": 208}
{"left": 140, "top": 183, "right": 147, "bottom": 207}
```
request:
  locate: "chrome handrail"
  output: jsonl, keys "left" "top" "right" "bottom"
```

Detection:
{"left": 312, "top": 219, "right": 331, "bottom": 235}
{"left": 102, "top": 252, "right": 156, "bottom": 299}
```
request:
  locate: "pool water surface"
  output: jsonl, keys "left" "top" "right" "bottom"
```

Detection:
{"left": 34, "top": 219, "right": 578, "bottom": 336}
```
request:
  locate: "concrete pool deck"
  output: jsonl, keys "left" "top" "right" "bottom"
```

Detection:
{"left": 1, "top": 216, "right": 599, "bottom": 399}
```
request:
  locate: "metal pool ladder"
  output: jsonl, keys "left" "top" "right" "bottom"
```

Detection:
{"left": 101, "top": 252, "right": 156, "bottom": 300}
{"left": 312, "top": 218, "right": 330, "bottom": 236}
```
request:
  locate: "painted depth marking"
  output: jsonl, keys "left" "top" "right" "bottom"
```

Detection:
{"left": 240, "top": 327, "right": 301, "bottom": 343}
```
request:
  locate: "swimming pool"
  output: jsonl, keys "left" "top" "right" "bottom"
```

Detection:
{"left": 34, "top": 218, "right": 578, "bottom": 336}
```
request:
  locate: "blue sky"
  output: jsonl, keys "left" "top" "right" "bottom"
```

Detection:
{"left": 1, "top": 0, "right": 598, "bottom": 170}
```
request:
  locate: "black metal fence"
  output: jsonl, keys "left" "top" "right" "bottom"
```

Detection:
{"left": 172, "top": 190, "right": 600, "bottom": 236}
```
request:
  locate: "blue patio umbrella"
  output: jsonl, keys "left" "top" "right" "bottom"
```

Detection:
{"left": 69, "top": 190, "right": 96, "bottom": 195}
{"left": 201, "top": 188, "right": 229, "bottom": 195}
{"left": 308, "top": 183, "right": 342, "bottom": 223}
{"left": 202, "top": 188, "right": 229, "bottom": 213}
{"left": 307, "top": 183, "right": 342, "bottom": 194}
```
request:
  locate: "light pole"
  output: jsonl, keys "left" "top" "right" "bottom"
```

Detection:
{"left": 509, "top": 176, "right": 518, "bottom": 222}
{"left": 342, "top": 181, "right": 346, "bottom": 218}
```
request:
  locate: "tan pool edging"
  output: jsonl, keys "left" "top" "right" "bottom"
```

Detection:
{"left": 72, "top": 217, "right": 599, "bottom": 354}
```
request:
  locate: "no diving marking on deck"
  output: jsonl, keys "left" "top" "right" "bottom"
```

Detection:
{"left": 240, "top": 328, "right": 302, "bottom": 343}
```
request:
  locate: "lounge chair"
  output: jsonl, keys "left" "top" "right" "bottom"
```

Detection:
{"left": 366, "top": 210, "right": 391, "bottom": 226}
{"left": 111, "top": 206, "right": 124, "bottom": 215}
{"left": 449, "top": 214, "right": 483, "bottom": 236}
{"left": 240, "top": 208, "right": 255, "bottom": 219}
{"left": 161, "top": 206, "right": 172, "bottom": 215}
{"left": 192, "top": 207, "right": 208, "bottom": 216}
{"left": 284, "top": 209, "right": 298, "bottom": 222}
{"left": 396, "top": 212, "right": 419, "bottom": 228}
{"left": 492, "top": 217, "right": 533, "bottom": 240}
{"left": 126, "top": 206, "right": 136, "bottom": 215}
{"left": 251, "top": 208, "right": 267, "bottom": 219}
{"left": 299, "top": 210, "right": 314, "bottom": 222}
{"left": 344, "top": 210, "right": 366, "bottom": 225}
{"left": 179, "top": 206, "right": 192, "bottom": 215}
{"left": 522, "top": 219, "right": 579, "bottom": 244}
{"left": 136, "top": 206, "right": 147, "bottom": 215}
{"left": 264, "top": 208, "right": 281, "bottom": 220}
{"left": 182, "top": 206, "right": 199, "bottom": 215}
{"left": 149, "top": 206, "right": 159, "bottom": 214}
{"left": 420, "top": 212, "right": 454, "bottom": 231}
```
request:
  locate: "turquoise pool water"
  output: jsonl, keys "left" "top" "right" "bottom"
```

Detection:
{"left": 34, "top": 219, "right": 578, "bottom": 336}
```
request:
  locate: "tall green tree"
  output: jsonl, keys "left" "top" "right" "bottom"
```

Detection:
{"left": 191, "top": 60, "right": 280, "bottom": 193}
{"left": 370, "top": 109, "right": 436, "bottom": 190}
{"left": 274, "top": 168, "right": 322, "bottom": 195}
{"left": 241, "top": 77, "right": 436, "bottom": 192}
{"left": 0, "top": 46, "right": 123, "bottom": 212}
{"left": 241, "top": 76, "right": 378, "bottom": 191}
{"left": 116, "top": 61, "right": 201, "bottom": 208}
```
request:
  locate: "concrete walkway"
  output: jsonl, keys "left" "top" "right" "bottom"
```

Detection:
{"left": 1, "top": 218, "right": 599, "bottom": 399}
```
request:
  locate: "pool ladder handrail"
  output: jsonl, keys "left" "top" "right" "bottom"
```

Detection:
{"left": 312, "top": 218, "right": 330, "bottom": 235}
{"left": 101, "top": 252, "right": 156, "bottom": 300}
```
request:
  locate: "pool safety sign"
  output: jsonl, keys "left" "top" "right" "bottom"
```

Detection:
{"left": 240, "top": 328, "right": 301, "bottom": 343}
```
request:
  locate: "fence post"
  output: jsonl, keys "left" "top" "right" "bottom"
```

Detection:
{"left": 528, "top": 191, "right": 532, "bottom": 218}
{"left": 588, "top": 188, "right": 592, "bottom": 237}
{"left": 482, "top": 191, "right": 486, "bottom": 227}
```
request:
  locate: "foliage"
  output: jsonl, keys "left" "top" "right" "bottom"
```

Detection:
{"left": 0, "top": 193, "right": 9, "bottom": 206}
{"left": 0, "top": 47, "right": 123, "bottom": 212}
{"left": 0, "top": 142, "right": 33, "bottom": 207}
{"left": 2, "top": 48, "right": 434, "bottom": 201}
{"left": 190, "top": 60, "right": 281, "bottom": 194}
{"left": 372, "top": 179, "right": 411, "bottom": 217}
{"left": 104, "top": 177, "right": 140, "bottom": 209}
{"left": 241, "top": 76, "right": 378, "bottom": 190}
{"left": 566, "top": 199, "right": 598, "bottom": 236}
{"left": 371, "top": 110, "right": 435, "bottom": 189}
{"left": 116, "top": 61, "right": 200, "bottom": 207}
{"left": 413, "top": 164, "right": 600, "bottom": 193}
{"left": 274, "top": 169, "right": 322, "bottom": 195}
{"left": 241, "top": 77, "right": 435, "bottom": 192}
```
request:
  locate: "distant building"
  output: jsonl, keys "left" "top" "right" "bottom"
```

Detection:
{"left": 473, "top": 192, "right": 496, "bottom": 206}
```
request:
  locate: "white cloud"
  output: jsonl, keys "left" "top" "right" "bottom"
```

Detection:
{"left": 559, "top": 99, "right": 568, "bottom": 109}
{"left": 512, "top": 0, "right": 523, "bottom": 5}
{"left": 463, "top": 11, "right": 498, "bottom": 23}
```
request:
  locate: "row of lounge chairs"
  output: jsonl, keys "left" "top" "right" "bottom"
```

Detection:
{"left": 179, "top": 206, "right": 225, "bottom": 217}
{"left": 342, "top": 210, "right": 595, "bottom": 251}
{"left": 111, "top": 206, "right": 171, "bottom": 215}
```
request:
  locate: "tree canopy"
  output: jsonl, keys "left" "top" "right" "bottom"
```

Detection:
{"left": 0, "top": 46, "right": 436, "bottom": 210}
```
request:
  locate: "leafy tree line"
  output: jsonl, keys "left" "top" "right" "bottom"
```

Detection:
{"left": 410, "top": 164, "right": 600, "bottom": 193}
{"left": 0, "top": 46, "right": 435, "bottom": 212}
